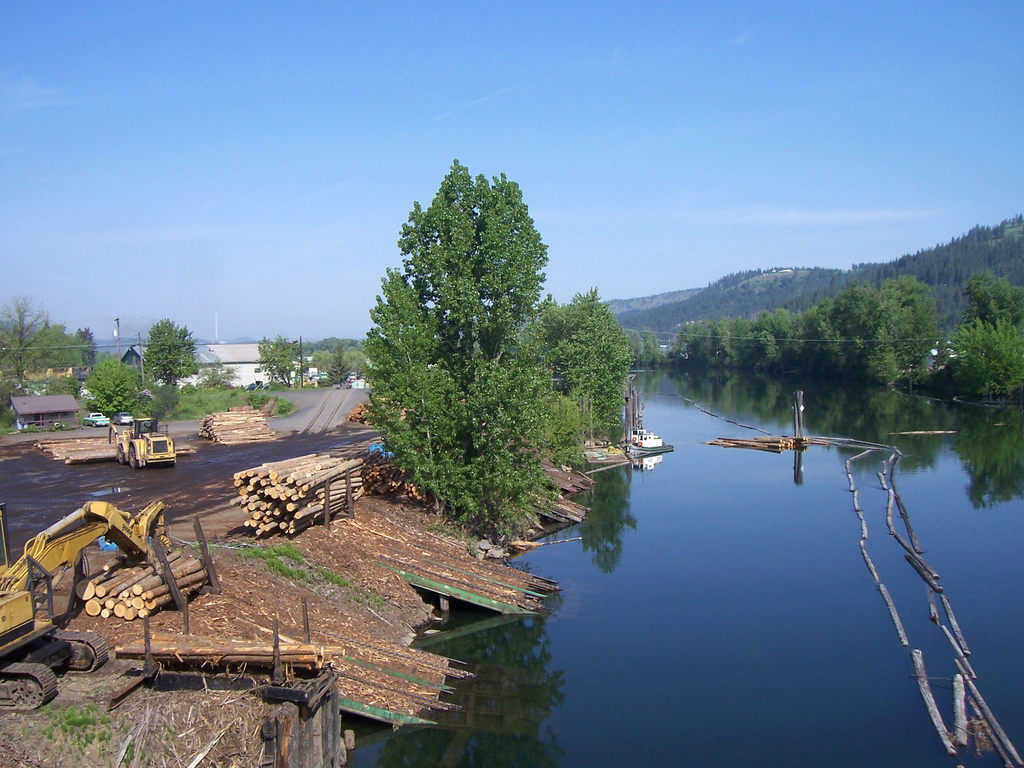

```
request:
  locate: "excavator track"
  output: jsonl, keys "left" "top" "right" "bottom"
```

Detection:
{"left": 0, "top": 662, "right": 58, "bottom": 710}
{"left": 53, "top": 629, "right": 109, "bottom": 671}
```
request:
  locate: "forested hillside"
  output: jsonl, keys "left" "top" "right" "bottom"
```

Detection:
{"left": 607, "top": 288, "right": 702, "bottom": 316}
{"left": 615, "top": 216, "right": 1024, "bottom": 333}
{"left": 616, "top": 267, "right": 843, "bottom": 333}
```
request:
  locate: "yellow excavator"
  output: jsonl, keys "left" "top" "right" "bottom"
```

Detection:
{"left": 114, "top": 417, "right": 176, "bottom": 469}
{"left": 0, "top": 500, "right": 168, "bottom": 709}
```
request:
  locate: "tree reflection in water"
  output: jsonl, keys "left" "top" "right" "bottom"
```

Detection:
{"left": 579, "top": 465, "right": 635, "bottom": 573}
{"left": 953, "top": 406, "right": 1024, "bottom": 508}
{"left": 375, "top": 614, "right": 565, "bottom": 768}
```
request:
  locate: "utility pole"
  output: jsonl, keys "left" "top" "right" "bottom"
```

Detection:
{"left": 114, "top": 318, "right": 121, "bottom": 360}
{"left": 137, "top": 331, "right": 145, "bottom": 388}
{"left": 298, "top": 336, "right": 303, "bottom": 388}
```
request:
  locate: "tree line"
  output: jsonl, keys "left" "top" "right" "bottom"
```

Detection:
{"left": 0, "top": 299, "right": 368, "bottom": 426}
{"left": 670, "top": 273, "right": 1024, "bottom": 399}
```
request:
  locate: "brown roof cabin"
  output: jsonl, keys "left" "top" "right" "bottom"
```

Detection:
{"left": 9, "top": 394, "right": 81, "bottom": 430}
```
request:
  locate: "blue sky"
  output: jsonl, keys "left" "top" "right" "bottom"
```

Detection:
{"left": 2, "top": 2, "right": 1021, "bottom": 342}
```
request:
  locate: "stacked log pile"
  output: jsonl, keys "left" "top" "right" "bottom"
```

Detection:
{"left": 35, "top": 437, "right": 117, "bottom": 464}
{"left": 706, "top": 436, "right": 827, "bottom": 452}
{"left": 361, "top": 451, "right": 433, "bottom": 503}
{"left": 78, "top": 549, "right": 207, "bottom": 621}
{"left": 235, "top": 454, "right": 365, "bottom": 537}
{"left": 347, "top": 402, "right": 370, "bottom": 423}
{"left": 199, "top": 406, "right": 276, "bottom": 444}
{"left": 34, "top": 437, "right": 194, "bottom": 464}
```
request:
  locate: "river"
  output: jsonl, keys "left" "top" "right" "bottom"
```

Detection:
{"left": 357, "top": 370, "right": 1024, "bottom": 767}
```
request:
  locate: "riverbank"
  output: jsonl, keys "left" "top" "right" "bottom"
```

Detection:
{"left": 0, "top": 413, "right": 588, "bottom": 767}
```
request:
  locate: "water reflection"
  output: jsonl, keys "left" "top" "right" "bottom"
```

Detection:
{"left": 375, "top": 615, "right": 565, "bottom": 768}
{"left": 578, "top": 467, "right": 635, "bottom": 573}
{"left": 953, "top": 407, "right": 1024, "bottom": 508}
{"left": 659, "top": 369, "right": 1024, "bottom": 509}
{"left": 631, "top": 454, "right": 663, "bottom": 471}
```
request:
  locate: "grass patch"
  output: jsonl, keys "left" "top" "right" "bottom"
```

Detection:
{"left": 237, "top": 544, "right": 369, "bottom": 601}
{"left": 171, "top": 388, "right": 296, "bottom": 419}
{"left": 43, "top": 703, "right": 112, "bottom": 752}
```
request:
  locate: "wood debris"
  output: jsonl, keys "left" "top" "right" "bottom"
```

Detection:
{"left": 199, "top": 406, "right": 276, "bottom": 444}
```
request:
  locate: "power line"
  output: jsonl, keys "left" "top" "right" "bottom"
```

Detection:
{"left": 620, "top": 328, "right": 944, "bottom": 345}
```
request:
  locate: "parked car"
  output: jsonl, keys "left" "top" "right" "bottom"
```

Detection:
{"left": 112, "top": 412, "right": 133, "bottom": 426}
{"left": 82, "top": 412, "right": 110, "bottom": 427}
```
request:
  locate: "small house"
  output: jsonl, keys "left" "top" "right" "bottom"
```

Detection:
{"left": 10, "top": 394, "right": 81, "bottom": 430}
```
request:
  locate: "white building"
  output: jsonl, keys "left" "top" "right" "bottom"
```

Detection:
{"left": 195, "top": 343, "right": 264, "bottom": 388}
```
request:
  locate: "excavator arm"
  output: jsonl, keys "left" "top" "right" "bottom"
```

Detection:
{"left": 0, "top": 501, "right": 166, "bottom": 594}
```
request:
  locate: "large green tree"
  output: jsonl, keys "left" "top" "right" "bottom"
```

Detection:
{"left": 532, "top": 289, "right": 633, "bottom": 438}
{"left": 84, "top": 359, "right": 140, "bottom": 414}
{"left": 951, "top": 319, "right": 1024, "bottom": 398}
{"left": 0, "top": 297, "right": 50, "bottom": 378}
{"left": 257, "top": 336, "right": 297, "bottom": 386}
{"left": 962, "top": 273, "right": 1024, "bottom": 329}
{"left": 146, "top": 318, "right": 198, "bottom": 386}
{"left": 365, "top": 161, "right": 552, "bottom": 537}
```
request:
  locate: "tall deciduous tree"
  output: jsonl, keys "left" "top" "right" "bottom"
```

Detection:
{"left": 146, "top": 319, "right": 198, "bottom": 386}
{"left": 0, "top": 297, "right": 49, "bottom": 379}
{"left": 84, "top": 359, "right": 140, "bottom": 414}
{"left": 532, "top": 289, "right": 633, "bottom": 438}
{"left": 962, "top": 273, "right": 1024, "bottom": 329}
{"left": 366, "top": 161, "right": 551, "bottom": 537}
{"left": 257, "top": 336, "right": 297, "bottom": 386}
{"left": 951, "top": 319, "right": 1024, "bottom": 398}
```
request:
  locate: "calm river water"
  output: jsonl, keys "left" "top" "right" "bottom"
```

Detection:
{"left": 359, "top": 370, "right": 1024, "bottom": 767}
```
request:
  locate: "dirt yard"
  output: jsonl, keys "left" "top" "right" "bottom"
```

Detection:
{"left": 0, "top": 422, "right": 484, "bottom": 767}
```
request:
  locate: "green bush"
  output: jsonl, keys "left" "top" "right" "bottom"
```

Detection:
{"left": 149, "top": 384, "right": 180, "bottom": 420}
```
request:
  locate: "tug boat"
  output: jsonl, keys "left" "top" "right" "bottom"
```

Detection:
{"left": 626, "top": 427, "right": 674, "bottom": 457}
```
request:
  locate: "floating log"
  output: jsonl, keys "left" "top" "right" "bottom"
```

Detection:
{"left": 952, "top": 674, "right": 968, "bottom": 747}
{"left": 957, "top": 660, "right": 1023, "bottom": 767}
{"left": 911, "top": 649, "right": 957, "bottom": 757}
{"left": 905, "top": 553, "right": 943, "bottom": 593}
{"left": 941, "top": 595, "right": 971, "bottom": 657}
{"left": 877, "top": 584, "right": 908, "bottom": 646}
{"left": 860, "top": 541, "right": 881, "bottom": 584}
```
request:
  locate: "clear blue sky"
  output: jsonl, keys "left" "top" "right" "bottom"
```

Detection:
{"left": 3, "top": 2, "right": 1021, "bottom": 342}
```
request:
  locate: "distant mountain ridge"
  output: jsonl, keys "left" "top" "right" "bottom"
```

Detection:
{"left": 614, "top": 216, "right": 1024, "bottom": 334}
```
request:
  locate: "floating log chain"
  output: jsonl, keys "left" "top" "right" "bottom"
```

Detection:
{"left": 234, "top": 454, "right": 365, "bottom": 537}
{"left": 76, "top": 548, "right": 207, "bottom": 621}
{"left": 199, "top": 406, "right": 276, "bottom": 444}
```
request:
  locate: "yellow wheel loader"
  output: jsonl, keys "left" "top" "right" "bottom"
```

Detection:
{"left": 115, "top": 417, "right": 176, "bottom": 469}
{"left": 0, "top": 500, "right": 168, "bottom": 709}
